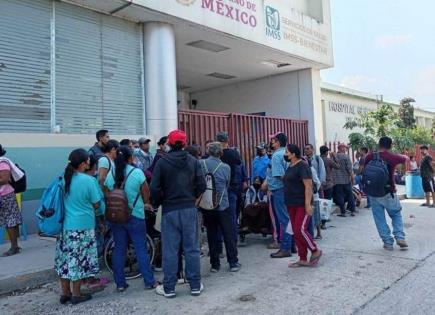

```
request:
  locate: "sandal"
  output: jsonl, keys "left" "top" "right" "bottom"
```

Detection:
{"left": 288, "top": 261, "right": 311, "bottom": 268}
{"left": 310, "top": 250, "right": 323, "bottom": 266}
{"left": 1, "top": 247, "right": 21, "bottom": 257}
{"left": 87, "top": 277, "right": 110, "bottom": 290}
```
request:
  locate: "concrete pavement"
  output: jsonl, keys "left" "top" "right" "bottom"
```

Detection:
{"left": 1, "top": 198, "right": 434, "bottom": 315}
{"left": 0, "top": 235, "right": 56, "bottom": 295}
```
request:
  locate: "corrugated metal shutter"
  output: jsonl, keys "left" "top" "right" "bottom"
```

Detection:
{"left": 55, "top": 2, "right": 144, "bottom": 134}
{"left": 101, "top": 16, "right": 144, "bottom": 134}
{"left": 0, "top": 0, "right": 51, "bottom": 132}
{"left": 55, "top": 2, "right": 104, "bottom": 133}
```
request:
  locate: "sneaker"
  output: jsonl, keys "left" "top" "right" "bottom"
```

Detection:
{"left": 190, "top": 283, "right": 204, "bottom": 296}
{"left": 267, "top": 242, "right": 280, "bottom": 250}
{"left": 230, "top": 263, "right": 241, "bottom": 272}
{"left": 396, "top": 239, "right": 409, "bottom": 249}
{"left": 210, "top": 266, "right": 220, "bottom": 273}
{"left": 270, "top": 250, "right": 291, "bottom": 258}
{"left": 155, "top": 285, "right": 176, "bottom": 298}
{"left": 383, "top": 244, "right": 394, "bottom": 251}
{"left": 116, "top": 284, "right": 129, "bottom": 293}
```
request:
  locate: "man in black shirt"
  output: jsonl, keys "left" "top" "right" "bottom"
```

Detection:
{"left": 420, "top": 145, "right": 435, "bottom": 207}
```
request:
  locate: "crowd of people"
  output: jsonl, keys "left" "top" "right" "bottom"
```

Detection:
{"left": 0, "top": 129, "right": 419, "bottom": 304}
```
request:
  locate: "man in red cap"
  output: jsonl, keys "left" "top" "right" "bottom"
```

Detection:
{"left": 332, "top": 143, "right": 356, "bottom": 217}
{"left": 150, "top": 130, "right": 207, "bottom": 298}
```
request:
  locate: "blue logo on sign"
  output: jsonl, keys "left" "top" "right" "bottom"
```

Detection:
{"left": 265, "top": 6, "right": 280, "bottom": 31}
{"left": 265, "top": 6, "right": 281, "bottom": 40}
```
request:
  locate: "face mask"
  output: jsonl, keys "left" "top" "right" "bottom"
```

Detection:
{"left": 284, "top": 155, "right": 290, "bottom": 162}
{"left": 253, "top": 183, "right": 261, "bottom": 190}
{"left": 164, "top": 145, "right": 171, "bottom": 153}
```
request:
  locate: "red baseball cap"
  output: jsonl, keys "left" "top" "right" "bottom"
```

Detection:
{"left": 168, "top": 130, "right": 187, "bottom": 146}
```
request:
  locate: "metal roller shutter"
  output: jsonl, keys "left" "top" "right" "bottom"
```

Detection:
{"left": 101, "top": 16, "right": 144, "bottom": 135}
{"left": 55, "top": 2, "right": 144, "bottom": 134}
{"left": 0, "top": 0, "right": 51, "bottom": 133}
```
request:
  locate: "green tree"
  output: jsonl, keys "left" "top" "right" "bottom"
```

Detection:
{"left": 397, "top": 97, "right": 416, "bottom": 129}
{"left": 344, "top": 100, "right": 433, "bottom": 153}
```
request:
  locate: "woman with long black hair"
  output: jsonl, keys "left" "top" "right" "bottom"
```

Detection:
{"left": 105, "top": 145, "right": 158, "bottom": 291}
{"left": 55, "top": 149, "right": 103, "bottom": 304}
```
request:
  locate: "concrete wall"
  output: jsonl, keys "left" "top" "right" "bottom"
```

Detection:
{"left": 0, "top": 133, "right": 154, "bottom": 234}
{"left": 192, "top": 69, "right": 324, "bottom": 148}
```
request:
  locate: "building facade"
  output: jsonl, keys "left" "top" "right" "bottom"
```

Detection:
{"left": 321, "top": 82, "right": 434, "bottom": 143}
{"left": 0, "top": 0, "right": 333, "bottom": 233}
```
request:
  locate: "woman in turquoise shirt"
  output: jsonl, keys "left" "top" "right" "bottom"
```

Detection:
{"left": 106, "top": 146, "right": 158, "bottom": 291}
{"left": 55, "top": 149, "right": 103, "bottom": 305}
{"left": 98, "top": 139, "right": 119, "bottom": 192}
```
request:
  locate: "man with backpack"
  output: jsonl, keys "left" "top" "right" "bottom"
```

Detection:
{"left": 199, "top": 142, "right": 241, "bottom": 273}
{"left": 89, "top": 129, "right": 110, "bottom": 161}
{"left": 150, "top": 130, "right": 206, "bottom": 298}
{"left": 363, "top": 136, "right": 409, "bottom": 251}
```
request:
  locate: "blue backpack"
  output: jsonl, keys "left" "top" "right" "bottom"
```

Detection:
{"left": 362, "top": 152, "right": 391, "bottom": 197}
{"left": 35, "top": 175, "right": 65, "bottom": 236}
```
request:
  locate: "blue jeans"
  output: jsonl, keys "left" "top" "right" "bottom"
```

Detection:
{"left": 271, "top": 188, "right": 294, "bottom": 251}
{"left": 228, "top": 189, "right": 239, "bottom": 243}
{"left": 111, "top": 216, "right": 156, "bottom": 288}
{"left": 370, "top": 194, "right": 405, "bottom": 245}
{"left": 161, "top": 208, "right": 201, "bottom": 292}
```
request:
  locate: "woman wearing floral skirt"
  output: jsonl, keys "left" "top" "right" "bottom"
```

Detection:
{"left": 55, "top": 149, "right": 104, "bottom": 305}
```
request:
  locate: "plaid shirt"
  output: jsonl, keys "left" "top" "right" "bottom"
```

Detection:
{"left": 332, "top": 153, "right": 352, "bottom": 185}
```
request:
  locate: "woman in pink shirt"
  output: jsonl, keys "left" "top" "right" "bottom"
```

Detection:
{"left": 0, "top": 145, "right": 22, "bottom": 257}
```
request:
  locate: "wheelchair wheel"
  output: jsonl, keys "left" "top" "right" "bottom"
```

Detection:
{"left": 104, "top": 234, "right": 155, "bottom": 280}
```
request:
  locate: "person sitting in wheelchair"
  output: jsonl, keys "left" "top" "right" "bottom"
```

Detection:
{"left": 241, "top": 177, "right": 271, "bottom": 236}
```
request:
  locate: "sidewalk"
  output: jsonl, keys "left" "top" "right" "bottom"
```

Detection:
{"left": 0, "top": 235, "right": 56, "bottom": 295}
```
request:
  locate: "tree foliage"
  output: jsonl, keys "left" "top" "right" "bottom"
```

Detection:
{"left": 397, "top": 97, "right": 416, "bottom": 129}
{"left": 344, "top": 99, "right": 434, "bottom": 152}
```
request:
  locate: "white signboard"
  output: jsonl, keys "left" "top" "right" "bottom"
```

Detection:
{"left": 132, "top": 0, "right": 333, "bottom": 67}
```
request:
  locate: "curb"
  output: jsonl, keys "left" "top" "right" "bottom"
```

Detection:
{"left": 0, "top": 268, "right": 57, "bottom": 296}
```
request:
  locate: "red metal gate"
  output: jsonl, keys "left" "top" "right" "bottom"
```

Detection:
{"left": 178, "top": 109, "right": 309, "bottom": 178}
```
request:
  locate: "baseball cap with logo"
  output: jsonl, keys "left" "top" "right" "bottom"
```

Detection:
{"left": 168, "top": 130, "right": 187, "bottom": 146}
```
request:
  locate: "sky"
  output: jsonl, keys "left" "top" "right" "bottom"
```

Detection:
{"left": 321, "top": 0, "right": 435, "bottom": 111}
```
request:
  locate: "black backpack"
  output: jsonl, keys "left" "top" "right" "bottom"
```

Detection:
{"left": 362, "top": 152, "right": 390, "bottom": 197}
{"left": 10, "top": 164, "right": 27, "bottom": 194}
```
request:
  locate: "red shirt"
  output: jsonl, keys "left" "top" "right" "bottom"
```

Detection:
{"left": 364, "top": 151, "right": 407, "bottom": 192}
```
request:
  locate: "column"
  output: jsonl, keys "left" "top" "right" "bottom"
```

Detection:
{"left": 143, "top": 22, "right": 178, "bottom": 138}
{"left": 297, "top": 68, "right": 325, "bottom": 149}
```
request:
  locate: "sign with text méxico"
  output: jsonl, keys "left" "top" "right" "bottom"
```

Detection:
{"left": 131, "top": 0, "right": 333, "bottom": 67}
